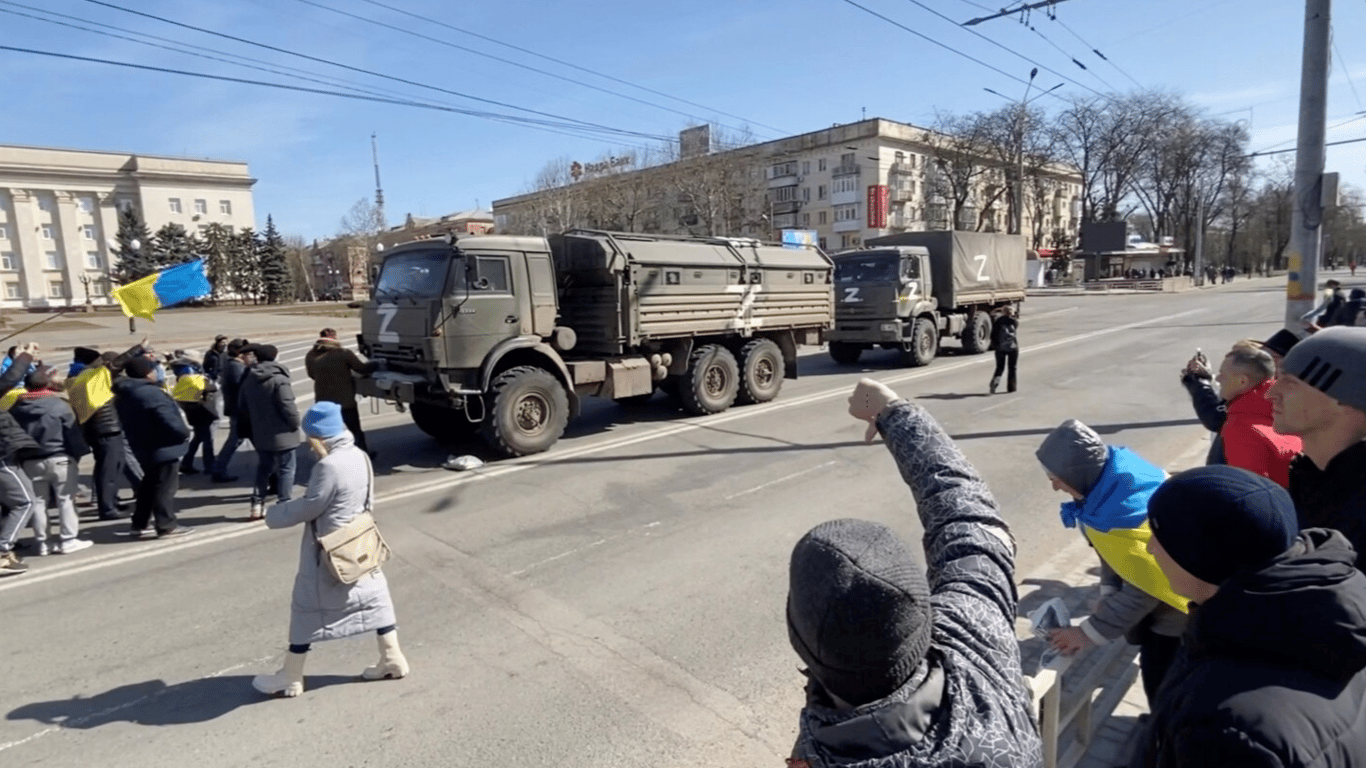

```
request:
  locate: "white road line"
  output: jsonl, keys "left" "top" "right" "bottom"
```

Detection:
{"left": 978, "top": 396, "right": 1022, "bottom": 412}
{"left": 0, "top": 307, "right": 1207, "bottom": 591}
{"left": 723, "top": 460, "right": 837, "bottom": 500}
{"left": 1023, "top": 307, "right": 1078, "bottom": 321}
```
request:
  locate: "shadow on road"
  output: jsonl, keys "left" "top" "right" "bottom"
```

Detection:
{"left": 916, "top": 392, "right": 995, "bottom": 401}
{"left": 7, "top": 674, "right": 356, "bottom": 728}
{"left": 950, "top": 417, "right": 1200, "bottom": 442}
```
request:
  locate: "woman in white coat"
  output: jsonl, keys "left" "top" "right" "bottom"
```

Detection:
{"left": 252, "top": 401, "right": 409, "bottom": 697}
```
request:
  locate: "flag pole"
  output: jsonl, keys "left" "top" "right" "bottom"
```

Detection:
{"left": 0, "top": 307, "right": 77, "bottom": 347}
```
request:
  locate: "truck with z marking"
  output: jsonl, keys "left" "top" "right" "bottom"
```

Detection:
{"left": 825, "top": 231, "right": 1027, "bottom": 367}
{"left": 356, "top": 229, "right": 834, "bottom": 457}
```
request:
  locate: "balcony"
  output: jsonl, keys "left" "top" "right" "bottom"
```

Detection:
{"left": 890, "top": 161, "right": 914, "bottom": 175}
{"left": 832, "top": 218, "right": 862, "bottom": 233}
{"left": 831, "top": 163, "right": 861, "bottom": 177}
{"left": 832, "top": 189, "right": 860, "bottom": 206}
{"left": 772, "top": 213, "right": 798, "bottom": 229}
{"left": 770, "top": 200, "right": 801, "bottom": 215}
{"left": 888, "top": 213, "right": 914, "bottom": 229}
{"left": 768, "top": 172, "right": 799, "bottom": 188}
{"left": 891, "top": 186, "right": 914, "bottom": 202}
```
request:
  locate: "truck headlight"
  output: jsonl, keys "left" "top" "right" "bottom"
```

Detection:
{"left": 881, "top": 323, "right": 900, "bottom": 333}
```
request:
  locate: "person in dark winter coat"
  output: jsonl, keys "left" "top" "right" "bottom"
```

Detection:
{"left": 209, "top": 338, "right": 250, "bottom": 483}
{"left": 0, "top": 343, "right": 42, "bottom": 574}
{"left": 171, "top": 359, "right": 218, "bottom": 475}
{"left": 1137, "top": 465, "right": 1366, "bottom": 767}
{"left": 11, "top": 368, "right": 92, "bottom": 555}
{"left": 68, "top": 346, "right": 144, "bottom": 520}
{"left": 113, "top": 356, "right": 192, "bottom": 538}
{"left": 1301, "top": 279, "right": 1345, "bottom": 329}
{"left": 238, "top": 344, "right": 301, "bottom": 519}
{"left": 304, "top": 328, "right": 378, "bottom": 452}
{"left": 1327, "top": 288, "right": 1366, "bottom": 328}
{"left": 785, "top": 378, "right": 1042, "bottom": 768}
{"left": 988, "top": 305, "right": 1019, "bottom": 394}
{"left": 1268, "top": 327, "right": 1366, "bottom": 571}
{"left": 203, "top": 335, "right": 228, "bottom": 381}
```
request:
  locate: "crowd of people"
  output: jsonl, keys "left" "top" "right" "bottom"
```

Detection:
{"left": 0, "top": 328, "right": 377, "bottom": 575}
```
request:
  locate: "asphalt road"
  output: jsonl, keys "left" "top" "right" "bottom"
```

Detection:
{"left": 0, "top": 278, "right": 1315, "bottom": 767}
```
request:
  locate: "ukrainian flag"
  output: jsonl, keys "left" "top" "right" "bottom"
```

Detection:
{"left": 111, "top": 260, "right": 212, "bottom": 321}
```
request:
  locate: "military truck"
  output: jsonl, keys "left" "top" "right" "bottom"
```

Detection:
{"left": 825, "top": 231, "right": 1027, "bottom": 367}
{"left": 355, "top": 229, "right": 833, "bottom": 457}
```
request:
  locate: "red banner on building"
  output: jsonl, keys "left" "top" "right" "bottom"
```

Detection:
{"left": 867, "top": 184, "right": 889, "bottom": 228}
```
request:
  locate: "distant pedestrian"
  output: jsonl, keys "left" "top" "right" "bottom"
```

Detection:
{"left": 1301, "top": 279, "right": 1345, "bottom": 330}
{"left": 209, "top": 338, "right": 250, "bottom": 483}
{"left": 305, "top": 328, "right": 378, "bottom": 454}
{"left": 113, "top": 356, "right": 193, "bottom": 539}
{"left": 238, "top": 344, "right": 301, "bottom": 520}
{"left": 784, "top": 379, "right": 1042, "bottom": 767}
{"left": 1137, "top": 465, "right": 1366, "bottom": 767}
{"left": 11, "top": 368, "right": 92, "bottom": 555}
{"left": 989, "top": 305, "right": 1018, "bottom": 394}
{"left": 171, "top": 358, "right": 218, "bottom": 475}
{"left": 251, "top": 401, "right": 408, "bottom": 698}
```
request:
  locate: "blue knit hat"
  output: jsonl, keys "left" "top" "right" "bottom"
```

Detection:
{"left": 302, "top": 401, "right": 347, "bottom": 439}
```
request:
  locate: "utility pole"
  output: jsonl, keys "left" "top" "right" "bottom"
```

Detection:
{"left": 1193, "top": 197, "right": 1205, "bottom": 285}
{"left": 1284, "top": 0, "right": 1331, "bottom": 328}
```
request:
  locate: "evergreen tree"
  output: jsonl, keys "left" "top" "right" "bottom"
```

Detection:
{"left": 232, "top": 227, "right": 264, "bottom": 304}
{"left": 260, "top": 215, "right": 294, "bottom": 304}
{"left": 151, "top": 223, "right": 197, "bottom": 267}
{"left": 199, "top": 223, "right": 234, "bottom": 300}
{"left": 113, "top": 205, "right": 155, "bottom": 283}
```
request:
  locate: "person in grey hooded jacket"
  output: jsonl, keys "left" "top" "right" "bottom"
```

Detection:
{"left": 784, "top": 378, "right": 1042, "bottom": 768}
{"left": 237, "top": 344, "right": 300, "bottom": 519}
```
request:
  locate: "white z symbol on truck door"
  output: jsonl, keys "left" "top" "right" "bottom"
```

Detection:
{"left": 377, "top": 304, "right": 400, "bottom": 343}
{"left": 973, "top": 253, "right": 990, "bottom": 282}
{"left": 843, "top": 287, "right": 863, "bottom": 303}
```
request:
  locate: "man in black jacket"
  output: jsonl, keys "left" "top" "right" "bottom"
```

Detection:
{"left": 1139, "top": 465, "right": 1366, "bottom": 767}
{"left": 0, "top": 343, "right": 42, "bottom": 574}
{"left": 988, "top": 305, "right": 1018, "bottom": 394}
{"left": 113, "top": 357, "right": 192, "bottom": 538}
{"left": 237, "top": 344, "right": 300, "bottom": 519}
{"left": 209, "top": 338, "right": 249, "bottom": 483}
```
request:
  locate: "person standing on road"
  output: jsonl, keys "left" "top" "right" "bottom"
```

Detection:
{"left": 0, "top": 343, "right": 42, "bottom": 575}
{"left": 11, "top": 368, "right": 93, "bottom": 555}
{"left": 989, "top": 305, "right": 1019, "bottom": 394}
{"left": 1302, "top": 279, "right": 1346, "bottom": 330}
{"left": 1213, "top": 344, "right": 1301, "bottom": 488}
{"left": 68, "top": 347, "right": 137, "bottom": 520}
{"left": 305, "top": 328, "right": 378, "bottom": 454}
{"left": 1137, "top": 465, "right": 1366, "bottom": 767}
{"left": 238, "top": 344, "right": 300, "bottom": 520}
{"left": 203, "top": 335, "right": 228, "bottom": 382}
{"left": 784, "top": 379, "right": 1042, "bottom": 767}
{"left": 209, "top": 338, "right": 250, "bottom": 483}
{"left": 1267, "top": 327, "right": 1366, "bottom": 571}
{"left": 1035, "top": 420, "right": 1187, "bottom": 703}
{"left": 171, "top": 358, "right": 218, "bottom": 476}
{"left": 113, "top": 357, "right": 192, "bottom": 539}
{"left": 252, "top": 401, "right": 408, "bottom": 698}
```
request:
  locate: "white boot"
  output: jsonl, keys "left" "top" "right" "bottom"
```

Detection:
{"left": 252, "top": 651, "right": 306, "bottom": 697}
{"left": 362, "top": 631, "right": 409, "bottom": 680}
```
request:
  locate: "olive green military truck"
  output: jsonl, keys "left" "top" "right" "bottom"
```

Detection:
{"left": 826, "top": 231, "right": 1026, "bottom": 367}
{"left": 355, "top": 229, "right": 833, "bottom": 457}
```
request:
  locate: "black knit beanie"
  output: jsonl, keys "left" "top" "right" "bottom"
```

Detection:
{"left": 787, "top": 518, "right": 933, "bottom": 707}
{"left": 1148, "top": 466, "right": 1298, "bottom": 586}
{"left": 72, "top": 346, "right": 101, "bottom": 366}
{"left": 124, "top": 357, "right": 157, "bottom": 379}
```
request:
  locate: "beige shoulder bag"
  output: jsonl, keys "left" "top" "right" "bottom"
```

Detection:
{"left": 312, "top": 454, "right": 391, "bottom": 584}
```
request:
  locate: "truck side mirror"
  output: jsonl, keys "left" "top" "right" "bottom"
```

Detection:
{"left": 466, "top": 255, "right": 489, "bottom": 290}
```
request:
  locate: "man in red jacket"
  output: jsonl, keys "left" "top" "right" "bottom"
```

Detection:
{"left": 1215, "top": 343, "right": 1301, "bottom": 487}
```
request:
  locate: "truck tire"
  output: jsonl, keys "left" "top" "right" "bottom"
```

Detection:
{"left": 737, "top": 338, "right": 783, "bottom": 404}
{"left": 410, "top": 402, "right": 479, "bottom": 443}
{"left": 480, "top": 366, "right": 570, "bottom": 457}
{"left": 902, "top": 317, "right": 938, "bottom": 367}
{"left": 828, "top": 342, "right": 862, "bottom": 366}
{"left": 962, "top": 312, "right": 991, "bottom": 355}
{"left": 679, "top": 344, "right": 739, "bottom": 416}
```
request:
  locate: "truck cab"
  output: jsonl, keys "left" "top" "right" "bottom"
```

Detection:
{"left": 827, "top": 247, "right": 941, "bottom": 366}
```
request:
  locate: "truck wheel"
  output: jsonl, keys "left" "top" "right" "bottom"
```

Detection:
{"left": 828, "top": 342, "right": 862, "bottom": 366}
{"left": 737, "top": 338, "right": 783, "bottom": 404}
{"left": 481, "top": 366, "right": 569, "bottom": 457}
{"left": 962, "top": 312, "right": 992, "bottom": 355}
{"left": 902, "top": 318, "right": 938, "bottom": 367}
{"left": 410, "top": 402, "right": 478, "bottom": 443}
{"left": 680, "top": 344, "right": 739, "bottom": 415}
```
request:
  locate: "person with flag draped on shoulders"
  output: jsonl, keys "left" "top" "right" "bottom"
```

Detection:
{"left": 1035, "top": 419, "right": 1189, "bottom": 704}
{"left": 67, "top": 342, "right": 150, "bottom": 521}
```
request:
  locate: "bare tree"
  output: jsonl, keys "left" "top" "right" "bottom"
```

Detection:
{"left": 337, "top": 197, "right": 386, "bottom": 267}
{"left": 921, "top": 111, "right": 1007, "bottom": 231}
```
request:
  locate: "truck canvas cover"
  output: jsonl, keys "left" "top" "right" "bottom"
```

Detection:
{"left": 866, "top": 231, "right": 1026, "bottom": 307}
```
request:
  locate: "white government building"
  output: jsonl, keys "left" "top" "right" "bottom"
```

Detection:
{"left": 0, "top": 144, "right": 256, "bottom": 308}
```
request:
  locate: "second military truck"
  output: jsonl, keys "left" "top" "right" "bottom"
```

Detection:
{"left": 826, "top": 231, "right": 1027, "bottom": 367}
{"left": 355, "top": 229, "right": 833, "bottom": 457}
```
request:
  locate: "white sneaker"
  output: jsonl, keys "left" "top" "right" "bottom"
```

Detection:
{"left": 56, "top": 539, "right": 94, "bottom": 554}
{"left": 34, "top": 540, "right": 49, "bottom": 557}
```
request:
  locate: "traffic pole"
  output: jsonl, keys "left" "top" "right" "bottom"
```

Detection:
{"left": 1283, "top": 0, "right": 1331, "bottom": 328}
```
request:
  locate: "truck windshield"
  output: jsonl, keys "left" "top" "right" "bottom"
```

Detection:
{"left": 374, "top": 250, "right": 450, "bottom": 300}
{"left": 836, "top": 253, "right": 900, "bottom": 283}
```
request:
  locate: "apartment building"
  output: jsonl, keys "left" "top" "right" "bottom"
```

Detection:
{"left": 492, "top": 118, "right": 1082, "bottom": 253}
{"left": 0, "top": 144, "right": 255, "bottom": 308}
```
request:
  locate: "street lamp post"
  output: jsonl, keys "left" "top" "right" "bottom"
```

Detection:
{"left": 985, "top": 75, "right": 1064, "bottom": 238}
{"left": 78, "top": 274, "right": 91, "bottom": 312}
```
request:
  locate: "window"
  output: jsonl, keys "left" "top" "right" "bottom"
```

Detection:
{"left": 86, "top": 251, "right": 102, "bottom": 268}
{"left": 841, "top": 152, "right": 855, "bottom": 165}
{"left": 818, "top": 159, "right": 827, "bottom": 172}
{"left": 49, "top": 280, "right": 66, "bottom": 298}
{"left": 45, "top": 251, "right": 62, "bottom": 270}
{"left": 169, "top": 198, "right": 182, "bottom": 214}
{"left": 817, "top": 185, "right": 827, "bottom": 200}
{"left": 194, "top": 199, "right": 207, "bottom": 214}
{"left": 79, "top": 197, "right": 94, "bottom": 213}
{"left": 4, "top": 283, "right": 19, "bottom": 299}
{"left": 801, "top": 213, "right": 810, "bottom": 226}
{"left": 89, "top": 279, "right": 107, "bottom": 297}
{"left": 803, "top": 187, "right": 810, "bottom": 202}
{"left": 82, "top": 225, "right": 96, "bottom": 240}
{"left": 41, "top": 225, "right": 53, "bottom": 240}
{"left": 818, "top": 237, "right": 827, "bottom": 251}
{"left": 37, "top": 197, "right": 51, "bottom": 212}
{"left": 219, "top": 200, "right": 232, "bottom": 215}
{"left": 119, "top": 199, "right": 136, "bottom": 213}
{"left": 770, "top": 161, "right": 797, "bottom": 179}
{"left": 0, "top": 252, "right": 15, "bottom": 270}
{"left": 772, "top": 186, "right": 799, "bottom": 203}
{"left": 473, "top": 256, "right": 510, "bottom": 292}
{"left": 835, "top": 204, "right": 860, "bottom": 222}
{"left": 834, "top": 176, "right": 859, "bottom": 194}
{"left": 818, "top": 211, "right": 827, "bottom": 225}
{"left": 0, "top": 225, "right": 7, "bottom": 240}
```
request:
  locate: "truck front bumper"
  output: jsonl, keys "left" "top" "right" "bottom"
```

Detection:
{"left": 827, "top": 322, "right": 906, "bottom": 344}
{"left": 358, "top": 371, "right": 428, "bottom": 402}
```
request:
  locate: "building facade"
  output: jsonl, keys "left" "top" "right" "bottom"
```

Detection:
{"left": 492, "top": 118, "right": 1082, "bottom": 253}
{"left": 0, "top": 144, "right": 256, "bottom": 308}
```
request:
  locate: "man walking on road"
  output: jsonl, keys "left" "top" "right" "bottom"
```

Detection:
{"left": 1267, "top": 327, "right": 1366, "bottom": 570}
{"left": 988, "top": 305, "right": 1019, "bottom": 394}
{"left": 784, "top": 378, "right": 1042, "bottom": 767}
{"left": 209, "top": 338, "right": 250, "bottom": 483}
{"left": 11, "top": 368, "right": 93, "bottom": 555}
{"left": 112, "top": 356, "right": 193, "bottom": 538}
{"left": 305, "top": 328, "right": 377, "bottom": 453}
{"left": 238, "top": 344, "right": 301, "bottom": 520}
{"left": 0, "top": 343, "right": 41, "bottom": 574}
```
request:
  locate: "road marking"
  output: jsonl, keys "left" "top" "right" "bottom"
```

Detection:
{"left": 723, "top": 460, "right": 837, "bottom": 500}
{"left": 979, "top": 396, "right": 1022, "bottom": 412}
{"left": 0, "top": 307, "right": 1207, "bottom": 591}
{"left": 1024, "top": 307, "right": 1078, "bottom": 321}
{"left": 509, "top": 522, "right": 661, "bottom": 577}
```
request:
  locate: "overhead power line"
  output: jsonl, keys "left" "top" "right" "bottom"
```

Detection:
{"left": 351, "top": 0, "right": 789, "bottom": 136}
{"left": 1248, "top": 135, "right": 1366, "bottom": 158}
{"left": 1051, "top": 16, "right": 1144, "bottom": 89}
{"left": 1331, "top": 26, "right": 1363, "bottom": 112}
{"left": 963, "top": 0, "right": 1077, "bottom": 26}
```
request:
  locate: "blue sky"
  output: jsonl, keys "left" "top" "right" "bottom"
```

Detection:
{"left": 2, "top": 0, "right": 1362, "bottom": 241}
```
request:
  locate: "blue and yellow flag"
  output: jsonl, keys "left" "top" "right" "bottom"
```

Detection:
{"left": 67, "top": 365, "right": 114, "bottom": 423}
{"left": 111, "top": 260, "right": 212, "bottom": 321}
